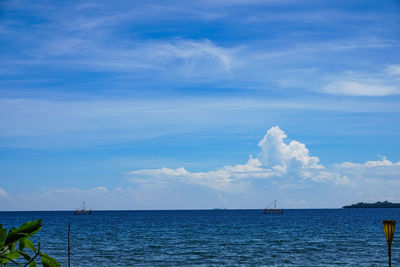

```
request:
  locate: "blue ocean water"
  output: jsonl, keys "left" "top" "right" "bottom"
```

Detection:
{"left": 1, "top": 209, "right": 399, "bottom": 266}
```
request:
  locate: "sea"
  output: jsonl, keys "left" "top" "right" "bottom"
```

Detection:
{"left": 1, "top": 209, "right": 399, "bottom": 266}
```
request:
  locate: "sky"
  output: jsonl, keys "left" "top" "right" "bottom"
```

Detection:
{"left": 0, "top": 0, "right": 400, "bottom": 210}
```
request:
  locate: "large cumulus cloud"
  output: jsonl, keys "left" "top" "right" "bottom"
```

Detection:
{"left": 127, "top": 126, "right": 349, "bottom": 191}
{"left": 2, "top": 127, "right": 400, "bottom": 210}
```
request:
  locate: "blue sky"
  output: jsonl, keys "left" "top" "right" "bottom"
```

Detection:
{"left": 0, "top": 0, "right": 400, "bottom": 210}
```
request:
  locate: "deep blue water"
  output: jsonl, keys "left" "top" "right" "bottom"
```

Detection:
{"left": 1, "top": 209, "right": 399, "bottom": 266}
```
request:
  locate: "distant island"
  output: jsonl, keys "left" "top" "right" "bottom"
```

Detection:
{"left": 343, "top": 201, "right": 400, "bottom": 208}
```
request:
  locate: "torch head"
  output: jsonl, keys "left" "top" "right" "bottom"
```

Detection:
{"left": 383, "top": 220, "right": 396, "bottom": 245}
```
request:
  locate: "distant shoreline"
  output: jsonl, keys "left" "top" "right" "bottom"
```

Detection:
{"left": 2, "top": 204, "right": 400, "bottom": 212}
{"left": 343, "top": 201, "right": 400, "bottom": 208}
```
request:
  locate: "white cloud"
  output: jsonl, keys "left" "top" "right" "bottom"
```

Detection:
{"left": 364, "top": 157, "right": 400, "bottom": 167}
{"left": 386, "top": 64, "right": 400, "bottom": 76}
{"left": 28, "top": 38, "right": 237, "bottom": 77}
{"left": 257, "top": 126, "right": 323, "bottom": 171}
{"left": 0, "top": 186, "right": 129, "bottom": 211}
{"left": 127, "top": 126, "right": 348, "bottom": 191}
{"left": 322, "top": 65, "right": 400, "bottom": 96}
{"left": 333, "top": 174, "right": 351, "bottom": 185}
{"left": 0, "top": 185, "right": 237, "bottom": 211}
{"left": 2, "top": 142, "right": 400, "bottom": 210}
{"left": 86, "top": 186, "right": 108, "bottom": 194}
{"left": 0, "top": 187, "right": 8, "bottom": 198}
{"left": 127, "top": 156, "right": 265, "bottom": 192}
{"left": 1, "top": 0, "right": 399, "bottom": 96}
{"left": 155, "top": 39, "right": 235, "bottom": 72}
{"left": 338, "top": 156, "right": 400, "bottom": 168}
{"left": 322, "top": 81, "right": 398, "bottom": 96}
{"left": 3, "top": 0, "right": 398, "bottom": 91}
{"left": 333, "top": 156, "right": 400, "bottom": 202}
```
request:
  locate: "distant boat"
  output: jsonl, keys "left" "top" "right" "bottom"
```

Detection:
{"left": 74, "top": 201, "right": 92, "bottom": 215}
{"left": 263, "top": 200, "right": 283, "bottom": 214}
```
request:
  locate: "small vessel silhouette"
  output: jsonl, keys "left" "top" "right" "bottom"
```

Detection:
{"left": 74, "top": 201, "right": 92, "bottom": 215}
{"left": 263, "top": 200, "right": 283, "bottom": 214}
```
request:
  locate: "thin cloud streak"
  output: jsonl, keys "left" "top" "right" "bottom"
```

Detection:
{"left": 322, "top": 66, "right": 400, "bottom": 96}
{"left": 1, "top": 96, "right": 399, "bottom": 147}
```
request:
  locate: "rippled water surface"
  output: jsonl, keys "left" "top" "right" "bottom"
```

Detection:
{"left": 1, "top": 209, "right": 400, "bottom": 266}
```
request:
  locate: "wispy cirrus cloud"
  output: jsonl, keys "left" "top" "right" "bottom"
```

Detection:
{"left": 1, "top": 97, "right": 399, "bottom": 148}
{"left": 1, "top": 0, "right": 399, "bottom": 93}
{"left": 322, "top": 81, "right": 398, "bottom": 96}
{"left": 4, "top": 39, "right": 237, "bottom": 77}
{"left": 321, "top": 64, "right": 400, "bottom": 96}
{"left": 386, "top": 64, "right": 400, "bottom": 76}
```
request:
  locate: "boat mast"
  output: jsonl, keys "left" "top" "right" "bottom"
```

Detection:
{"left": 274, "top": 200, "right": 276, "bottom": 209}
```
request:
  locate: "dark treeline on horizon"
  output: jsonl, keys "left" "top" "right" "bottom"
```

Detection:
{"left": 343, "top": 201, "right": 400, "bottom": 208}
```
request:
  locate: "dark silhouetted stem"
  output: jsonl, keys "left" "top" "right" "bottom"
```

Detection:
{"left": 23, "top": 242, "right": 40, "bottom": 267}
{"left": 68, "top": 223, "right": 71, "bottom": 267}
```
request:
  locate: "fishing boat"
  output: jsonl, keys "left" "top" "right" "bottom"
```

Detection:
{"left": 263, "top": 200, "right": 283, "bottom": 214}
{"left": 74, "top": 201, "right": 92, "bottom": 215}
